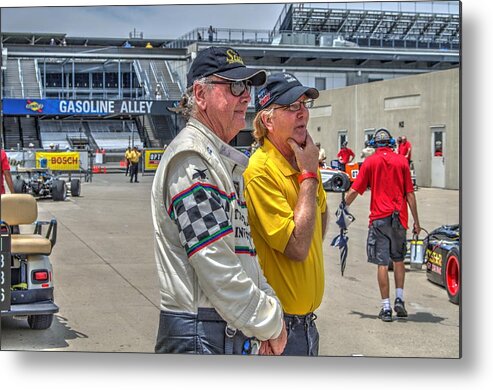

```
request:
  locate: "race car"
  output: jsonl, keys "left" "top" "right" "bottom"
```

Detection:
{"left": 13, "top": 167, "right": 81, "bottom": 201}
{"left": 320, "top": 168, "right": 351, "bottom": 193}
{"left": 424, "top": 224, "right": 460, "bottom": 304}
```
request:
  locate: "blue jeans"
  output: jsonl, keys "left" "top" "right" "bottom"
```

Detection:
{"left": 155, "top": 309, "right": 251, "bottom": 354}
{"left": 282, "top": 313, "right": 319, "bottom": 356}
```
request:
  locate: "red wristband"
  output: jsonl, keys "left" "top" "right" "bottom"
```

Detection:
{"left": 298, "top": 171, "right": 319, "bottom": 184}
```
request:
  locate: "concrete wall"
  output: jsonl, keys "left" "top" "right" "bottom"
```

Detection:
{"left": 308, "top": 68, "right": 459, "bottom": 189}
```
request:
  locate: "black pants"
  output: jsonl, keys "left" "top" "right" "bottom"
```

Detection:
{"left": 129, "top": 163, "right": 139, "bottom": 182}
{"left": 155, "top": 309, "right": 250, "bottom": 354}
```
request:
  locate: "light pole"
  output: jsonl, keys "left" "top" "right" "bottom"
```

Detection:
{"left": 131, "top": 122, "right": 135, "bottom": 148}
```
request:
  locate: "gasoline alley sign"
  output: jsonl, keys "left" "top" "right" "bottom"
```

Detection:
{"left": 3, "top": 99, "right": 176, "bottom": 116}
{"left": 59, "top": 100, "right": 152, "bottom": 114}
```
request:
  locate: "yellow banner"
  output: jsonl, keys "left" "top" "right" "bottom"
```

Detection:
{"left": 36, "top": 152, "right": 80, "bottom": 171}
{"left": 144, "top": 149, "right": 165, "bottom": 171}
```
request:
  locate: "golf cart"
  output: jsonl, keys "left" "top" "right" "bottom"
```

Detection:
{"left": 0, "top": 194, "right": 59, "bottom": 329}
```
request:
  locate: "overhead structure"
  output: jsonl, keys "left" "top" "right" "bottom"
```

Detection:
{"left": 0, "top": 2, "right": 460, "bottom": 151}
{"left": 273, "top": 3, "right": 460, "bottom": 50}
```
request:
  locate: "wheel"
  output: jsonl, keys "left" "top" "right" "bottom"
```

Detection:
{"left": 444, "top": 248, "right": 460, "bottom": 304}
{"left": 13, "top": 178, "right": 27, "bottom": 193}
{"left": 52, "top": 180, "right": 67, "bottom": 201}
{"left": 331, "top": 172, "right": 351, "bottom": 192}
{"left": 27, "top": 314, "right": 54, "bottom": 330}
{"left": 70, "top": 178, "right": 81, "bottom": 197}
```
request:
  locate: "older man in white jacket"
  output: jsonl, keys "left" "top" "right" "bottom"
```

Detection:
{"left": 151, "top": 47, "right": 286, "bottom": 355}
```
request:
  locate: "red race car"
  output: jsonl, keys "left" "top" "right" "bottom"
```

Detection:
{"left": 424, "top": 225, "right": 460, "bottom": 304}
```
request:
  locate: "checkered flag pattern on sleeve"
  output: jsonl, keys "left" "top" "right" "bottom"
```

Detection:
{"left": 170, "top": 183, "right": 233, "bottom": 257}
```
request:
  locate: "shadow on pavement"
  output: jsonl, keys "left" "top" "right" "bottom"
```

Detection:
{"left": 1, "top": 314, "right": 88, "bottom": 351}
{"left": 349, "top": 310, "right": 447, "bottom": 324}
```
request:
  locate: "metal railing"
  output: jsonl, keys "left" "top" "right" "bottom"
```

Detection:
{"left": 133, "top": 60, "right": 151, "bottom": 98}
{"left": 150, "top": 61, "right": 170, "bottom": 99}
{"left": 35, "top": 59, "right": 44, "bottom": 98}
{"left": 272, "top": 3, "right": 292, "bottom": 39}
{"left": 17, "top": 59, "right": 25, "bottom": 98}
{"left": 165, "top": 24, "right": 458, "bottom": 51}
{"left": 167, "top": 27, "right": 273, "bottom": 49}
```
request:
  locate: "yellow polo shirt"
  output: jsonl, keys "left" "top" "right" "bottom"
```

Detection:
{"left": 128, "top": 150, "right": 141, "bottom": 164}
{"left": 244, "top": 138, "right": 327, "bottom": 315}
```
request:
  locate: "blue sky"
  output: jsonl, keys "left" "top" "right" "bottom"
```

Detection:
{"left": 1, "top": 2, "right": 286, "bottom": 39}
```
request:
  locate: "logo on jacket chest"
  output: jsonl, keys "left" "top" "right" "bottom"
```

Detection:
{"left": 193, "top": 168, "right": 208, "bottom": 180}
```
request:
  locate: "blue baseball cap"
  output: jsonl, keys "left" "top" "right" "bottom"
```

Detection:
{"left": 186, "top": 46, "right": 267, "bottom": 88}
{"left": 256, "top": 72, "right": 319, "bottom": 111}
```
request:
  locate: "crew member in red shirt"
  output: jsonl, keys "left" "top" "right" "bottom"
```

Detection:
{"left": 344, "top": 128, "right": 420, "bottom": 322}
{"left": 337, "top": 141, "right": 355, "bottom": 171}
{"left": 1, "top": 149, "right": 15, "bottom": 194}
{"left": 398, "top": 135, "right": 412, "bottom": 165}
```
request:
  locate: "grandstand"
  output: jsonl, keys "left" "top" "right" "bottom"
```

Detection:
{"left": 38, "top": 120, "right": 84, "bottom": 150}
{"left": 36, "top": 119, "right": 142, "bottom": 152}
{"left": 1, "top": 2, "right": 460, "bottom": 152}
{"left": 272, "top": 2, "right": 459, "bottom": 50}
{"left": 87, "top": 120, "right": 143, "bottom": 151}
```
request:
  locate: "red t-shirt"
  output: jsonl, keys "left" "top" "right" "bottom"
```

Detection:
{"left": 337, "top": 147, "right": 355, "bottom": 164}
{"left": 351, "top": 147, "right": 414, "bottom": 229}
{"left": 1, "top": 149, "right": 12, "bottom": 194}
{"left": 398, "top": 141, "right": 412, "bottom": 161}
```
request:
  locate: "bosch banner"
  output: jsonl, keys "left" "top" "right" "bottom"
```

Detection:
{"left": 144, "top": 149, "right": 165, "bottom": 172}
{"left": 3, "top": 99, "right": 177, "bottom": 116}
{"left": 36, "top": 152, "right": 80, "bottom": 171}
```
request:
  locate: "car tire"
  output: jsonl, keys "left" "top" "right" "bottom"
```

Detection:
{"left": 27, "top": 314, "right": 54, "bottom": 330}
{"left": 13, "top": 178, "right": 27, "bottom": 194}
{"left": 331, "top": 172, "right": 350, "bottom": 193}
{"left": 70, "top": 178, "right": 81, "bottom": 197}
{"left": 444, "top": 248, "right": 460, "bottom": 305}
{"left": 52, "top": 180, "right": 67, "bottom": 201}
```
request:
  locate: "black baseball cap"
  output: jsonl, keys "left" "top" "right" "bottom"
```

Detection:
{"left": 374, "top": 128, "right": 392, "bottom": 143}
{"left": 186, "top": 46, "right": 267, "bottom": 88}
{"left": 256, "top": 72, "right": 319, "bottom": 111}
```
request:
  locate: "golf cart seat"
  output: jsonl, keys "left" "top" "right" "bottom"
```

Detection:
{"left": 0, "top": 194, "right": 57, "bottom": 255}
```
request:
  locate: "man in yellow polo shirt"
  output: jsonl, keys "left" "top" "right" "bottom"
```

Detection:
{"left": 244, "top": 72, "right": 328, "bottom": 356}
{"left": 128, "top": 146, "right": 141, "bottom": 183}
{"left": 124, "top": 147, "right": 132, "bottom": 176}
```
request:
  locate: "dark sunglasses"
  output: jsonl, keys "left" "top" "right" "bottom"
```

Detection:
{"left": 206, "top": 79, "right": 252, "bottom": 97}
{"left": 273, "top": 99, "right": 314, "bottom": 112}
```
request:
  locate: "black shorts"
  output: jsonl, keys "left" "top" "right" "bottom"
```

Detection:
{"left": 366, "top": 214, "right": 407, "bottom": 266}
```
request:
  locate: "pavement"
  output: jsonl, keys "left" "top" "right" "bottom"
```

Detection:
{"left": 0, "top": 173, "right": 460, "bottom": 357}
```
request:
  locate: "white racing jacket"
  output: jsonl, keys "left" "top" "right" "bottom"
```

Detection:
{"left": 151, "top": 118, "right": 283, "bottom": 341}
